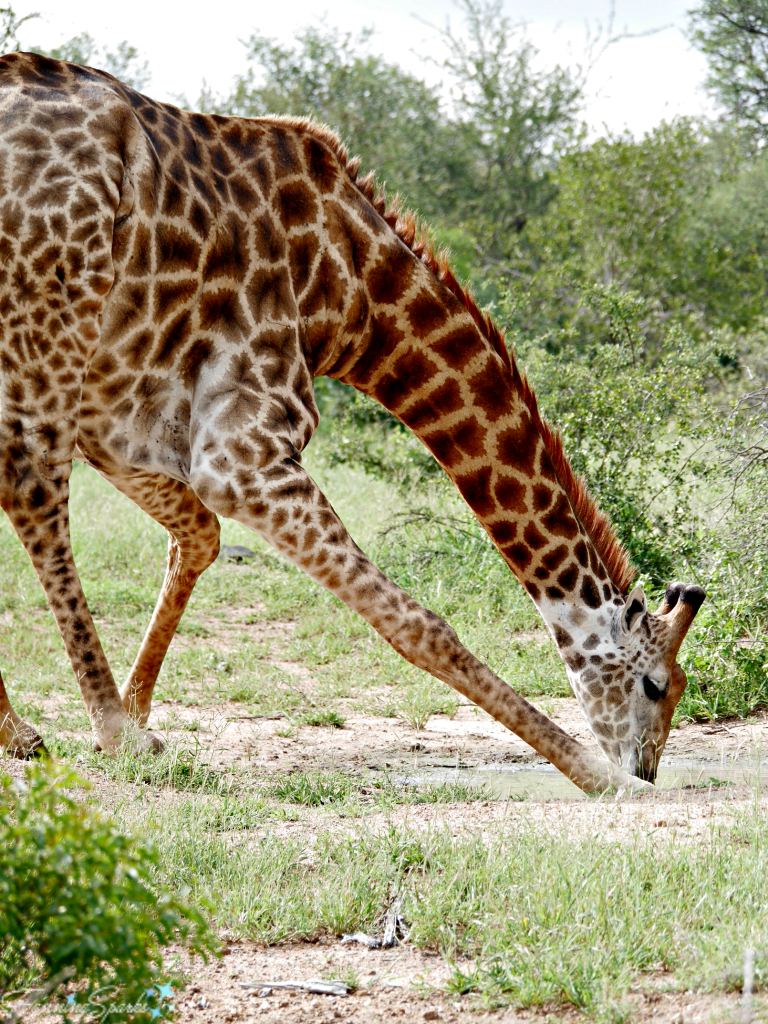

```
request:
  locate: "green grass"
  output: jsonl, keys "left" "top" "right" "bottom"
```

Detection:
{"left": 6, "top": 748, "right": 766, "bottom": 1020}
{"left": 268, "top": 769, "right": 358, "bottom": 806}
{"left": 2, "top": 442, "right": 768, "bottom": 1022}
{"left": 0, "top": 453, "right": 572, "bottom": 747}
{"left": 65, "top": 739, "right": 238, "bottom": 793}
{"left": 292, "top": 707, "right": 347, "bottom": 728}
{"left": 397, "top": 677, "right": 460, "bottom": 730}
{"left": 112, "top": 782, "right": 766, "bottom": 1021}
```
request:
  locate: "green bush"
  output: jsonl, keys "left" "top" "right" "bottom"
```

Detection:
{"left": 0, "top": 761, "right": 218, "bottom": 1022}
{"left": 676, "top": 550, "right": 768, "bottom": 721}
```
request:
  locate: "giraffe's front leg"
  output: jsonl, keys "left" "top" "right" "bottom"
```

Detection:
{"left": 0, "top": 451, "right": 163, "bottom": 755}
{"left": 120, "top": 539, "right": 206, "bottom": 725}
{"left": 0, "top": 668, "right": 46, "bottom": 757}
{"left": 89, "top": 471, "right": 221, "bottom": 726}
{"left": 188, "top": 427, "right": 646, "bottom": 796}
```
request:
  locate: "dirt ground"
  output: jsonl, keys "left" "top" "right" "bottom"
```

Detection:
{"left": 150, "top": 601, "right": 768, "bottom": 778}
{"left": 165, "top": 940, "right": 761, "bottom": 1024}
{"left": 35, "top": 599, "right": 768, "bottom": 784}
{"left": 12, "top": 695, "right": 766, "bottom": 1024}
{"left": 159, "top": 690, "right": 765, "bottom": 1024}
{"left": 12, "top": 606, "right": 768, "bottom": 1024}
{"left": 18, "top": 940, "right": 762, "bottom": 1024}
{"left": 140, "top": 692, "right": 768, "bottom": 778}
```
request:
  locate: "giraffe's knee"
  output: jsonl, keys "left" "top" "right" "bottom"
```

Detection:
{"left": 189, "top": 458, "right": 276, "bottom": 528}
{"left": 198, "top": 519, "right": 221, "bottom": 571}
{"left": 188, "top": 466, "right": 240, "bottom": 519}
{"left": 178, "top": 513, "right": 221, "bottom": 574}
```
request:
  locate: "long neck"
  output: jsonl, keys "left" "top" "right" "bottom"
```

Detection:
{"left": 328, "top": 244, "right": 620, "bottom": 637}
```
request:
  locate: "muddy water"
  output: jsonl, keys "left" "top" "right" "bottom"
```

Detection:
{"left": 397, "top": 756, "right": 768, "bottom": 800}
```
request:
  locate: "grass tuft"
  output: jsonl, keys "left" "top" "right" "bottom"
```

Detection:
{"left": 268, "top": 770, "right": 356, "bottom": 806}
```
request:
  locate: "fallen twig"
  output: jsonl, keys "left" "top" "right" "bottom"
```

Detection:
{"left": 226, "top": 713, "right": 285, "bottom": 721}
{"left": 341, "top": 931, "right": 382, "bottom": 949}
{"left": 239, "top": 979, "right": 350, "bottom": 997}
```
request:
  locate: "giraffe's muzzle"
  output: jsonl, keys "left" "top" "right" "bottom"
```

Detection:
{"left": 631, "top": 584, "right": 706, "bottom": 783}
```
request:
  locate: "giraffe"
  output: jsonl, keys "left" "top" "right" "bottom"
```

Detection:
{"left": 0, "top": 53, "right": 705, "bottom": 793}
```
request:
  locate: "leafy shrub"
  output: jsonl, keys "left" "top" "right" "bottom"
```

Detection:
{"left": 0, "top": 761, "right": 217, "bottom": 1022}
{"left": 676, "top": 555, "right": 768, "bottom": 721}
{"left": 315, "top": 380, "right": 443, "bottom": 490}
{"left": 511, "top": 284, "right": 722, "bottom": 584}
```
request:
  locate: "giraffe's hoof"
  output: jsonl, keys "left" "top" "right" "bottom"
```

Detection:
{"left": 3, "top": 726, "right": 48, "bottom": 760}
{"left": 9, "top": 736, "right": 49, "bottom": 760}
{"left": 25, "top": 737, "right": 49, "bottom": 760}
{"left": 144, "top": 730, "right": 165, "bottom": 755}
{"left": 93, "top": 728, "right": 164, "bottom": 756}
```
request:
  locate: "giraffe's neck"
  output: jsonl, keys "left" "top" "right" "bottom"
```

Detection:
{"left": 321, "top": 234, "right": 625, "bottom": 650}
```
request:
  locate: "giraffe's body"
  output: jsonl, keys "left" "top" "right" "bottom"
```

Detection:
{"left": 0, "top": 54, "right": 704, "bottom": 791}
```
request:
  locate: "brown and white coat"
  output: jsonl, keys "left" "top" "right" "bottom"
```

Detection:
{"left": 0, "top": 53, "right": 704, "bottom": 792}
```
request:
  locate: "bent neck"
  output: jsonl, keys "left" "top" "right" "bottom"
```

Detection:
{"left": 333, "top": 247, "right": 625, "bottom": 640}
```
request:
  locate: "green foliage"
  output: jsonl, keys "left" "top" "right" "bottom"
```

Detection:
{"left": 518, "top": 121, "right": 706, "bottom": 334}
{"left": 690, "top": 0, "right": 768, "bottom": 139}
{"left": 0, "top": 6, "right": 37, "bottom": 52}
{"left": 208, "top": 24, "right": 456, "bottom": 223}
{"left": 31, "top": 32, "right": 150, "bottom": 90}
{"left": 316, "top": 384, "right": 442, "bottom": 488}
{"left": 512, "top": 285, "right": 720, "bottom": 583}
{"left": 208, "top": 1, "right": 579, "bottom": 251}
{"left": 0, "top": 761, "right": 216, "bottom": 1022}
{"left": 680, "top": 131, "right": 768, "bottom": 328}
{"left": 511, "top": 117, "right": 768, "bottom": 337}
{"left": 679, "top": 628, "right": 768, "bottom": 721}
{"left": 435, "top": 0, "right": 580, "bottom": 276}
{"left": 675, "top": 462, "right": 768, "bottom": 721}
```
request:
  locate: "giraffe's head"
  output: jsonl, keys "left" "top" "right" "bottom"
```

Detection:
{"left": 550, "top": 580, "right": 705, "bottom": 782}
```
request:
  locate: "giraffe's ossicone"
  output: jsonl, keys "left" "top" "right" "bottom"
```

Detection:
{"left": 0, "top": 53, "right": 704, "bottom": 792}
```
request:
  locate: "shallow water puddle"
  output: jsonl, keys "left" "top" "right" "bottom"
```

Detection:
{"left": 396, "top": 756, "right": 768, "bottom": 800}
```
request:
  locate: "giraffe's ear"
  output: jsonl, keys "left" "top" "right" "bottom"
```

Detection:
{"left": 620, "top": 585, "right": 647, "bottom": 635}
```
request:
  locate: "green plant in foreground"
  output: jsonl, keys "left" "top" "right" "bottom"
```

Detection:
{"left": 0, "top": 761, "right": 218, "bottom": 1022}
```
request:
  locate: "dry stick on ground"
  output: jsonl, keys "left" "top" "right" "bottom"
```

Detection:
{"left": 239, "top": 980, "right": 350, "bottom": 997}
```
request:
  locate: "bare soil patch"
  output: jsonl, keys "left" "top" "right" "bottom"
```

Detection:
{"left": 10, "top": 611, "right": 768, "bottom": 1024}
{"left": 145, "top": 607, "right": 768, "bottom": 777}
{"left": 126, "top": 943, "right": 766, "bottom": 1024}
{"left": 21, "top": 941, "right": 760, "bottom": 1024}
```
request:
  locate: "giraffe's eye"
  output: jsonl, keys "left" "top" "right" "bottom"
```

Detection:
{"left": 642, "top": 675, "right": 668, "bottom": 702}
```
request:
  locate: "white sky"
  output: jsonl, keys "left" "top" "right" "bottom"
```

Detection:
{"left": 10, "top": 1, "right": 715, "bottom": 138}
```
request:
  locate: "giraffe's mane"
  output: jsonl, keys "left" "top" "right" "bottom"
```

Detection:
{"left": 278, "top": 117, "right": 636, "bottom": 595}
